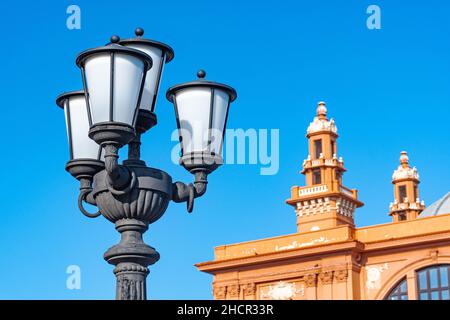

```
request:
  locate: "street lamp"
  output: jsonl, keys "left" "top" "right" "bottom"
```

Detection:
{"left": 167, "top": 70, "right": 236, "bottom": 211}
{"left": 56, "top": 28, "right": 237, "bottom": 300}
{"left": 117, "top": 28, "right": 175, "bottom": 165}
{"left": 56, "top": 90, "right": 104, "bottom": 218}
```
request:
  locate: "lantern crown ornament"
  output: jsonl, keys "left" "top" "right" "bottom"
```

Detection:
{"left": 56, "top": 30, "right": 237, "bottom": 300}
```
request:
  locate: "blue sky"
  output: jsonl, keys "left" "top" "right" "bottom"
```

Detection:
{"left": 0, "top": 0, "right": 449, "bottom": 299}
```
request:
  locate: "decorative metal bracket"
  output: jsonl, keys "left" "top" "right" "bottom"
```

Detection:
{"left": 172, "top": 171, "right": 209, "bottom": 213}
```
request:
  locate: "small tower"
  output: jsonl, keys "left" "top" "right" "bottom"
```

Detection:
{"left": 286, "top": 102, "right": 363, "bottom": 233}
{"left": 389, "top": 151, "right": 425, "bottom": 222}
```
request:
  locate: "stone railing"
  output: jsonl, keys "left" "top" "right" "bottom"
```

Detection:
{"left": 339, "top": 186, "right": 354, "bottom": 198}
{"left": 298, "top": 184, "right": 328, "bottom": 197}
{"left": 389, "top": 199, "right": 425, "bottom": 212}
{"left": 302, "top": 156, "right": 342, "bottom": 169}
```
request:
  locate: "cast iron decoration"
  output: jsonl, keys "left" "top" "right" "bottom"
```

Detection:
{"left": 56, "top": 28, "right": 237, "bottom": 300}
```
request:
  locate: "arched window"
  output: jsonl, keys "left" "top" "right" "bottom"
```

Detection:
{"left": 416, "top": 265, "right": 450, "bottom": 300}
{"left": 385, "top": 278, "right": 408, "bottom": 300}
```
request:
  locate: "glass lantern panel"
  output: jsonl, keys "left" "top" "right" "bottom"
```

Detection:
{"left": 113, "top": 53, "right": 145, "bottom": 126}
{"left": 125, "top": 44, "right": 164, "bottom": 112}
{"left": 210, "top": 89, "right": 229, "bottom": 155}
{"left": 84, "top": 53, "right": 111, "bottom": 124}
{"left": 66, "top": 95, "right": 102, "bottom": 160}
{"left": 64, "top": 100, "right": 71, "bottom": 153}
{"left": 175, "top": 87, "right": 212, "bottom": 154}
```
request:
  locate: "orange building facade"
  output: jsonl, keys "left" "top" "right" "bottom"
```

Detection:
{"left": 196, "top": 103, "right": 450, "bottom": 300}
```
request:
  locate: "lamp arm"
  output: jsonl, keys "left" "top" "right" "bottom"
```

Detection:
{"left": 104, "top": 144, "right": 132, "bottom": 191}
{"left": 78, "top": 177, "right": 101, "bottom": 218}
{"left": 172, "top": 171, "right": 209, "bottom": 213}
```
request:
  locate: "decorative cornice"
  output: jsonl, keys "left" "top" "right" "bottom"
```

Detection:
{"left": 197, "top": 241, "right": 363, "bottom": 273}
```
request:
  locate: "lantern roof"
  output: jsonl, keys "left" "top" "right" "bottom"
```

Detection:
{"left": 56, "top": 90, "right": 85, "bottom": 109}
{"left": 117, "top": 28, "right": 175, "bottom": 63}
{"left": 76, "top": 36, "right": 153, "bottom": 70}
{"left": 166, "top": 70, "right": 237, "bottom": 102}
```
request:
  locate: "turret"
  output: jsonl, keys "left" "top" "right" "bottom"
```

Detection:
{"left": 286, "top": 102, "right": 363, "bottom": 233}
{"left": 389, "top": 151, "right": 424, "bottom": 222}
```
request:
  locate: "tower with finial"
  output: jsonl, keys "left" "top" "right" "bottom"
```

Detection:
{"left": 389, "top": 151, "right": 425, "bottom": 222}
{"left": 286, "top": 102, "right": 363, "bottom": 233}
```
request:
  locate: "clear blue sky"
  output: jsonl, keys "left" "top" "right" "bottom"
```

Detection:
{"left": 0, "top": 0, "right": 449, "bottom": 299}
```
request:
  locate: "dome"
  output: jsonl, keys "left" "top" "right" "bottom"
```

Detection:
{"left": 418, "top": 192, "right": 450, "bottom": 218}
{"left": 392, "top": 151, "right": 419, "bottom": 182}
{"left": 307, "top": 102, "right": 338, "bottom": 135}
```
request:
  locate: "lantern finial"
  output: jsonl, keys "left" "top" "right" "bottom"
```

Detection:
{"left": 135, "top": 27, "right": 144, "bottom": 37}
{"left": 197, "top": 69, "right": 206, "bottom": 79}
{"left": 110, "top": 35, "right": 120, "bottom": 43}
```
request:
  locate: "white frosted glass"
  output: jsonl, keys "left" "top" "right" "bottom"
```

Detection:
{"left": 175, "top": 87, "right": 212, "bottom": 154}
{"left": 64, "top": 100, "right": 71, "bottom": 148}
{"left": 124, "top": 44, "right": 163, "bottom": 111}
{"left": 210, "top": 90, "right": 229, "bottom": 155}
{"left": 84, "top": 54, "right": 111, "bottom": 124}
{"left": 113, "top": 53, "right": 145, "bottom": 126}
{"left": 66, "top": 95, "right": 102, "bottom": 160}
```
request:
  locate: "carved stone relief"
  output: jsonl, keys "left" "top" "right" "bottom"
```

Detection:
{"left": 365, "top": 263, "right": 389, "bottom": 290}
{"left": 259, "top": 281, "right": 305, "bottom": 300}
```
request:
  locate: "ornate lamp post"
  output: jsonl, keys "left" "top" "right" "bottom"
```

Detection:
{"left": 56, "top": 29, "right": 237, "bottom": 300}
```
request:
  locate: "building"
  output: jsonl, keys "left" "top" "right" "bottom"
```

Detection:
{"left": 196, "top": 102, "right": 450, "bottom": 300}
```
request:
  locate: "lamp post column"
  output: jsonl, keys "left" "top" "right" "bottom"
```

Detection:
{"left": 104, "top": 219, "right": 159, "bottom": 300}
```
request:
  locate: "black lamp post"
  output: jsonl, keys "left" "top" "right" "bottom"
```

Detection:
{"left": 56, "top": 28, "right": 237, "bottom": 300}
